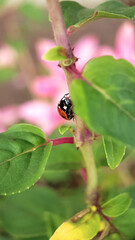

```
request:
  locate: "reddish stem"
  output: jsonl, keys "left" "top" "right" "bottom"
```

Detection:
{"left": 51, "top": 137, "right": 74, "bottom": 146}
{"left": 36, "top": 137, "right": 74, "bottom": 149}
{"left": 46, "top": 0, "right": 73, "bottom": 58}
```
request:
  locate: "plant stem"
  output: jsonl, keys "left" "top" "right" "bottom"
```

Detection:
{"left": 46, "top": 0, "right": 98, "bottom": 203}
{"left": 51, "top": 137, "right": 74, "bottom": 146}
{"left": 80, "top": 141, "right": 97, "bottom": 203}
{"left": 36, "top": 137, "right": 74, "bottom": 148}
{"left": 46, "top": 0, "right": 73, "bottom": 58}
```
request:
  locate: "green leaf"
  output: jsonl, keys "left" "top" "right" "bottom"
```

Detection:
{"left": 46, "top": 143, "right": 84, "bottom": 170}
{"left": 120, "top": 184, "right": 135, "bottom": 208}
{"left": 8, "top": 40, "right": 26, "bottom": 53}
{"left": 0, "top": 68, "right": 16, "bottom": 83}
{"left": 50, "top": 211, "right": 100, "bottom": 240}
{"left": 58, "top": 125, "right": 71, "bottom": 135}
{"left": 70, "top": 56, "right": 135, "bottom": 148}
{"left": 92, "top": 137, "right": 107, "bottom": 168}
{"left": 0, "top": 237, "right": 11, "bottom": 240}
{"left": 0, "top": 187, "right": 65, "bottom": 238}
{"left": 20, "top": 237, "right": 46, "bottom": 240}
{"left": 0, "top": 124, "right": 52, "bottom": 195}
{"left": 61, "top": 1, "right": 135, "bottom": 33}
{"left": 20, "top": 237, "right": 47, "bottom": 240}
{"left": 112, "top": 208, "right": 135, "bottom": 239}
{"left": 19, "top": 3, "right": 46, "bottom": 23}
{"left": 47, "top": 127, "right": 83, "bottom": 170}
{"left": 42, "top": 46, "right": 68, "bottom": 61}
{"left": 43, "top": 170, "right": 71, "bottom": 184}
{"left": 104, "top": 233, "right": 122, "bottom": 240}
{"left": 61, "top": 187, "right": 86, "bottom": 218}
{"left": 102, "top": 193, "right": 132, "bottom": 217}
{"left": 103, "top": 137, "right": 126, "bottom": 169}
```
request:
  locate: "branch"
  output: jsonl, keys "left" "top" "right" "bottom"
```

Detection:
{"left": 80, "top": 140, "right": 98, "bottom": 202}
{"left": 45, "top": 0, "right": 98, "bottom": 203}
{"left": 46, "top": 0, "right": 73, "bottom": 58}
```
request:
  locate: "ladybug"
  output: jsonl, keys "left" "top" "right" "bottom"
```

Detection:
{"left": 57, "top": 93, "right": 74, "bottom": 120}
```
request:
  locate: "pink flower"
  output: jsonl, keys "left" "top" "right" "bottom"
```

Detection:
{"left": 0, "top": 44, "right": 17, "bottom": 68}
{"left": 74, "top": 35, "right": 99, "bottom": 71}
{"left": 115, "top": 22, "right": 135, "bottom": 65}
{"left": 31, "top": 75, "right": 68, "bottom": 103}
{"left": 32, "top": 39, "right": 69, "bottom": 100}
{"left": 0, "top": 101, "right": 64, "bottom": 136}
{"left": 74, "top": 21, "right": 135, "bottom": 70}
{"left": 18, "top": 100, "right": 64, "bottom": 135}
{"left": 0, "top": 106, "right": 19, "bottom": 132}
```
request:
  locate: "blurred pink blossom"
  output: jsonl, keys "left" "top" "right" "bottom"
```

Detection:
{"left": 31, "top": 75, "right": 68, "bottom": 103}
{"left": 0, "top": 101, "right": 64, "bottom": 135}
{"left": 0, "top": 106, "right": 19, "bottom": 132}
{"left": 74, "top": 21, "right": 135, "bottom": 69}
{"left": 0, "top": 44, "right": 17, "bottom": 68}
{"left": 115, "top": 22, "right": 135, "bottom": 65}
{"left": 73, "top": 35, "right": 99, "bottom": 71}
{"left": 18, "top": 100, "right": 64, "bottom": 135}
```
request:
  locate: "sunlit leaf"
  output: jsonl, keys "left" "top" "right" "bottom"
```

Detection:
{"left": 50, "top": 210, "right": 100, "bottom": 240}
{"left": 42, "top": 46, "right": 68, "bottom": 61}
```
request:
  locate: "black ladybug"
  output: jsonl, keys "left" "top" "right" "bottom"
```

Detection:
{"left": 57, "top": 93, "right": 74, "bottom": 120}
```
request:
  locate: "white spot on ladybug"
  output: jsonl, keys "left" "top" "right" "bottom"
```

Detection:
{"left": 63, "top": 105, "right": 67, "bottom": 110}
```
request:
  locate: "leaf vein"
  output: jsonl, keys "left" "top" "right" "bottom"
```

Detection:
{"left": 90, "top": 82, "right": 135, "bottom": 121}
